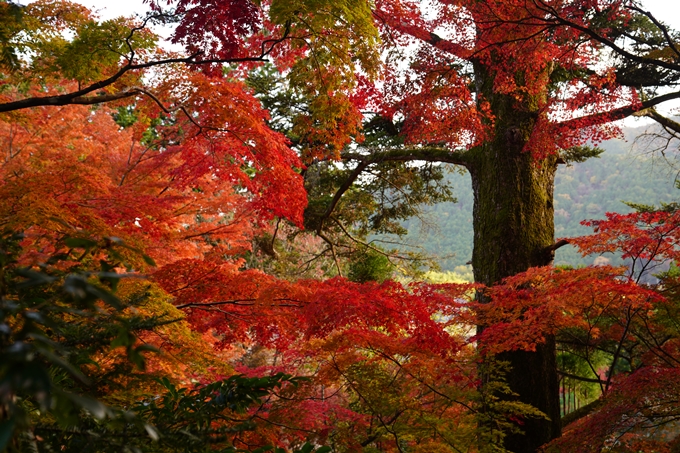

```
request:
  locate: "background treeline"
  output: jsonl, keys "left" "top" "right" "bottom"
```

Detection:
{"left": 395, "top": 124, "right": 679, "bottom": 272}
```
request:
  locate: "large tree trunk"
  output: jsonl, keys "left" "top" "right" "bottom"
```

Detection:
{"left": 467, "top": 82, "right": 561, "bottom": 452}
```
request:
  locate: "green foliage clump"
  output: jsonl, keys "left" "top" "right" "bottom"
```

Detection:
{"left": 0, "top": 231, "right": 163, "bottom": 452}
{"left": 0, "top": 231, "right": 321, "bottom": 453}
{"left": 347, "top": 249, "right": 394, "bottom": 283}
{"left": 56, "top": 18, "right": 156, "bottom": 84}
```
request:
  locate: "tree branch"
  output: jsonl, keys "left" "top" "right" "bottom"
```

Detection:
{"left": 175, "top": 298, "right": 304, "bottom": 310}
{"left": 0, "top": 18, "right": 294, "bottom": 114}
{"left": 544, "top": 239, "right": 570, "bottom": 254}
{"left": 341, "top": 146, "right": 470, "bottom": 167}
{"left": 318, "top": 160, "right": 371, "bottom": 234}
{"left": 639, "top": 108, "right": 680, "bottom": 135}
{"left": 558, "top": 90, "right": 680, "bottom": 129}
{"left": 330, "top": 216, "right": 428, "bottom": 262}
{"left": 311, "top": 146, "right": 468, "bottom": 251}
{"left": 534, "top": 0, "right": 680, "bottom": 73}
{"left": 371, "top": 11, "right": 472, "bottom": 60}
{"left": 626, "top": 4, "right": 680, "bottom": 60}
{"left": 558, "top": 370, "right": 605, "bottom": 385}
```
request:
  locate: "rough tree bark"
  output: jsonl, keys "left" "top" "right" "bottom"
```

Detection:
{"left": 468, "top": 65, "right": 561, "bottom": 453}
{"left": 469, "top": 147, "right": 561, "bottom": 452}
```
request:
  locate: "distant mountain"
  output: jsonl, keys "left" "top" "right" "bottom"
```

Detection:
{"left": 395, "top": 123, "right": 679, "bottom": 271}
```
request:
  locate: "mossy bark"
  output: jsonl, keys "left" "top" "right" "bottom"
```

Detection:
{"left": 468, "top": 66, "right": 561, "bottom": 452}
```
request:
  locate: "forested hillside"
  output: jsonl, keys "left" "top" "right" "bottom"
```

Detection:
{"left": 399, "top": 125, "right": 679, "bottom": 271}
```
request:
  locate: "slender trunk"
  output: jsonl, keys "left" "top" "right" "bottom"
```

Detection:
{"left": 468, "top": 70, "right": 561, "bottom": 451}
{"left": 568, "top": 384, "right": 572, "bottom": 414}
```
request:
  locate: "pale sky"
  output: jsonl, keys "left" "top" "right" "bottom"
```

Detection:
{"left": 64, "top": 0, "right": 680, "bottom": 28}
{"left": 19, "top": 0, "right": 680, "bottom": 40}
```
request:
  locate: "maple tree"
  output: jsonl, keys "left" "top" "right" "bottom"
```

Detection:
{"left": 0, "top": 94, "right": 528, "bottom": 451}
{"left": 316, "top": 2, "right": 680, "bottom": 451}
{"left": 452, "top": 204, "right": 680, "bottom": 453}
{"left": 0, "top": 2, "right": 459, "bottom": 451}
{"left": 2, "top": 0, "right": 680, "bottom": 452}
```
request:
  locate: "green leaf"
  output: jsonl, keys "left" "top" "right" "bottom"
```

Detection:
{"left": 144, "top": 423, "right": 159, "bottom": 441}
{"left": 15, "top": 268, "right": 56, "bottom": 287}
{"left": 142, "top": 254, "right": 156, "bottom": 267}
{"left": 135, "top": 344, "right": 159, "bottom": 353}
{"left": 39, "top": 349, "right": 90, "bottom": 385}
{"left": 128, "top": 348, "right": 147, "bottom": 371}
{"left": 252, "top": 446, "right": 274, "bottom": 453}
{"left": 64, "top": 237, "right": 99, "bottom": 249}
{"left": 48, "top": 217, "right": 76, "bottom": 230}
{"left": 111, "top": 327, "right": 134, "bottom": 348}
{"left": 298, "top": 443, "right": 314, "bottom": 453}
{"left": 64, "top": 393, "right": 109, "bottom": 419}
{"left": 112, "top": 241, "right": 157, "bottom": 267}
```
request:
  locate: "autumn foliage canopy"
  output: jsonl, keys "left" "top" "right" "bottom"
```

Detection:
{"left": 1, "top": 0, "right": 680, "bottom": 452}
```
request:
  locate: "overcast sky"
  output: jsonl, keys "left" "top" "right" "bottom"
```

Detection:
{"left": 17, "top": 0, "right": 679, "bottom": 41}
{"left": 61, "top": 0, "right": 680, "bottom": 28}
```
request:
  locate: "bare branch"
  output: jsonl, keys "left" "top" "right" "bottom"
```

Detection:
{"left": 0, "top": 17, "right": 294, "bottom": 114}
{"left": 175, "top": 298, "right": 304, "bottom": 310}
{"left": 533, "top": 0, "right": 680, "bottom": 73}
{"left": 342, "top": 146, "right": 470, "bottom": 167}
{"left": 557, "top": 370, "right": 605, "bottom": 385}
{"left": 544, "top": 239, "right": 570, "bottom": 254}
{"left": 640, "top": 108, "right": 680, "bottom": 135}
{"left": 559, "top": 90, "right": 680, "bottom": 129}
{"left": 317, "top": 160, "right": 371, "bottom": 234}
